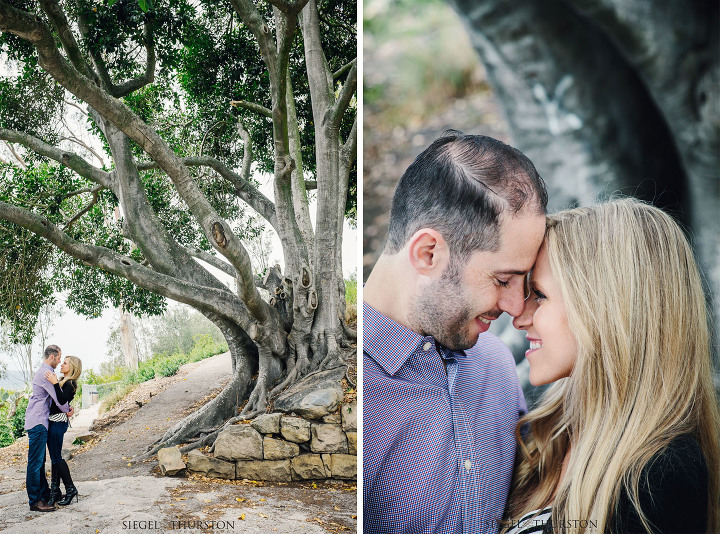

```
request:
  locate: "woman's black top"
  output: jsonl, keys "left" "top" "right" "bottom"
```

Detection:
{"left": 49, "top": 379, "right": 77, "bottom": 416}
{"left": 540, "top": 434, "right": 709, "bottom": 533}
{"left": 611, "top": 434, "right": 708, "bottom": 533}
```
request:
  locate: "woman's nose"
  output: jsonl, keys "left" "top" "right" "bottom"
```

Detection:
{"left": 512, "top": 298, "right": 536, "bottom": 331}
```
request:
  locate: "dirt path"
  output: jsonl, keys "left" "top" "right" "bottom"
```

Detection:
{"left": 73, "top": 352, "right": 232, "bottom": 481}
{"left": 0, "top": 353, "right": 357, "bottom": 533}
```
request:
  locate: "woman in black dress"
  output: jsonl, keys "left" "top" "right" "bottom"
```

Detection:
{"left": 44, "top": 355, "right": 82, "bottom": 506}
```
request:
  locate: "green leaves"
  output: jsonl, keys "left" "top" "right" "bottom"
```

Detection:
{"left": 107, "top": 0, "right": 156, "bottom": 12}
{"left": 138, "top": 0, "right": 154, "bottom": 13}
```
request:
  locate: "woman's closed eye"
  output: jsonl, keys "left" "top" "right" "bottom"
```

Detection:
{"left": 532, "top": 287, "right": 546, "bottom": 302}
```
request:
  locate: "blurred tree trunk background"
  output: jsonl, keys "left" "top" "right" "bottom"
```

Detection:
{"left": 448, "top": 0, "right": 719, "bottom": 378}
{"left": 364, "top": 0, "right": 719, "bottom": 401}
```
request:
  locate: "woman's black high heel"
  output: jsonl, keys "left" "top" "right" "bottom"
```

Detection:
{"left": 57, "top": 486, "right": 78, "bottom": 505}
{"left": 47, "top": 463, "right": 63, "bottom": 506}
{"left": 56, "top": 459, "right": 78, "bottom": 505}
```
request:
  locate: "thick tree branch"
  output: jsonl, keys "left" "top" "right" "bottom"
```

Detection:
{"left": 0, "top": 129, "right": 111, "bottom": 187}
{"left": 63, "top": 185, "right": 103, "bottom": 230}
{"left": 340, "top": 115, "right": 357, "bottom": 174}
{"left": 331, "top": 59, "right": 356, "bottom": 128}
{"left": 230, "top": 100, "right": 273, "bottom": 118}
{"left": 300, "top": 0, "right": 334, "bottom": 118}
{"left": 136, "top": 156, "right": 278, "bottom": 230}
{"left": 0, "top": 200, "right": 284, "bottom": 352}
{"left": 229, "top": 0, "right": 278, "bottom": 74}
{"left": 113, "top": 20, "right": 156, "bottom": 98}
{"left": 333, "top": 60, "right": 354, "bottom": 81}
{"left": 39, "top": 0, "right": 95, "bottom": 80}
{"left": 230, "top": 0, "right": 312, "bottom": 278}
{"left": 285, "top": 68, "right": 314, "bottom": 247}
{"left": 187, "top": 247, "right": 237, "bottom": 279}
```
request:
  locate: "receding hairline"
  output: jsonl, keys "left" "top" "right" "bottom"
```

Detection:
{"left": 442, "top": 134, "right": 548, "bottom": 215}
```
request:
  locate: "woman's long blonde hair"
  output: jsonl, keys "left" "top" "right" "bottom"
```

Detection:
{"left": 506, "top": 198, "right": 720, "bottom": 533}
{"left": 60, "top": 355, "right": 82, "bottom": 389}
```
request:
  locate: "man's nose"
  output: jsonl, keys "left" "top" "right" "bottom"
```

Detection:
{"left": 499, "top": 283, "right": 526, "bottom": 318}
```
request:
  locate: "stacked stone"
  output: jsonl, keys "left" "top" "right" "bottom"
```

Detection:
{"left": 166, "top": 367, "right": 357, "bottom": 482}
{"left": 184, "top": 402, "right": 357, "bottom": 482}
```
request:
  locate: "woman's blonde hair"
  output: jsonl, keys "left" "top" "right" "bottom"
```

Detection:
{"left": 60, "top": 355, "right": 82, "bottom": 388}
{"left": 506, "top": 198, "right": 720, "bottom": 533}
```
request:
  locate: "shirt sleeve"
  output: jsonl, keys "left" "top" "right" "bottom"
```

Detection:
{"left": 53, "top": 382, "right": 75, "bottom": 404}
{"left": 40, "top": 373, "right": 70, "bottom": 413}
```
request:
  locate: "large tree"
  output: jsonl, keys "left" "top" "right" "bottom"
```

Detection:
{"left": 0, "top": 0, "right": 356, "bottom": 452}
{"left": 448, "top": 0, "right": 720, "bottom": 366}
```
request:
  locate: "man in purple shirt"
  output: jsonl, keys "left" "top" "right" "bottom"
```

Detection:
{"left": 24, "top": 344, "right": 73, "bottom": 512}
{"left": 363, "top": 132, "right": 548, "bottom": 533}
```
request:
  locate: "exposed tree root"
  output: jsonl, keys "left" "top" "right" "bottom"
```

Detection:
{"left": 146, "top": 316, "right": 356, "bottom": 456}
{"left": 144, "top": 349, "right": 254, "bottom": 457}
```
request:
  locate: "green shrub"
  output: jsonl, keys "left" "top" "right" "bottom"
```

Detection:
{"left": 0, "top": 389, "right": 28, "bottom": 447}
{"left": 0, "top": 419, "right": 14, "bottom": 448}
{"left": 137, "top": 365, "right": 156, "bottom": 382}
{"left": 345, "top": 275, "right": 358, "bottom": 325}
{"left": 11, "top": 396, "right": 28, "bottom": 438}
{"left": 188, "top": 334, "right": 226, "bottom": 362}
{"left": 153, "top": 353, "right": 187, "bottom": 377}
{"left": 83, "top": 329, "right": 229, "bottom": 415}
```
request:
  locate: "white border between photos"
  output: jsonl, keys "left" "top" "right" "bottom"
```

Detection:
{"left": 355, "top": 0, "right": 364, "bottom": 529}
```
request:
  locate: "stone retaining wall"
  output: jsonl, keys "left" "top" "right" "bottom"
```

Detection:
{"left": 181, "top": 401, "right": 357, "bottom": 482}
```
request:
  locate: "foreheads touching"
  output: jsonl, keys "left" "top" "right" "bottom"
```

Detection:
{"left": 384, "top": 130, "right": 548, "bottom": 270}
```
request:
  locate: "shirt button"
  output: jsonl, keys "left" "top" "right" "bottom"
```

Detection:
{"left": 464, "top": 460, "right": 472, "bottom": 471}
{"left": 423, "top": 342, "right": 432, "bottom": 351}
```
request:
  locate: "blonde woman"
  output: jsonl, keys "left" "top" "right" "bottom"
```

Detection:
{"left": 506, "top": 199, "right": 719, "bottom": 534}
{"left": 44, "top": 355, "right": 82, "bottom": 506}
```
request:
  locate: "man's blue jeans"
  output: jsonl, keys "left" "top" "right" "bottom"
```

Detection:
{"left": 26, "top": 424, "right": 49, "bottom": 506}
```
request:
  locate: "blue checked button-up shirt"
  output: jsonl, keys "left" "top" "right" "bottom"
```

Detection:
{"left": 363, "top": 302, "right": 527, "bottom": 534}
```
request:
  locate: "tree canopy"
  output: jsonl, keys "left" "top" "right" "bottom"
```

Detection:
{"left": 0, "top": 0, "right": 356, "bottom": 342}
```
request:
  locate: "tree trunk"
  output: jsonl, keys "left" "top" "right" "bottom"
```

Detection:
{"left": 119, "top": 311, "right": 139, "bottom": 370}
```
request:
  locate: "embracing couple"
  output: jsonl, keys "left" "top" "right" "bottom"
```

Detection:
{"left": 363, "top": 132, "right": 719, "bottom": 534}
{"left": 24, "top": 344, "right": 82, "bottom": 512}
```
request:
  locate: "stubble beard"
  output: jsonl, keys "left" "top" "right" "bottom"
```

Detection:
{"left": 408, "top": 273, "right": 478, "bottom": 351}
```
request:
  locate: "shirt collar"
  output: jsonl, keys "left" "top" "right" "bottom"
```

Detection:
{"left": 363, "top": 301, "right": 466, "bottom": 375}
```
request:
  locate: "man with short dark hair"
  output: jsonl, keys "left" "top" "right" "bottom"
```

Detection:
{"left": 363, "top": 132, "right": 548, "bottom": 533}
{"left": 24, "top": 344, "right": 73, "bottom": 512}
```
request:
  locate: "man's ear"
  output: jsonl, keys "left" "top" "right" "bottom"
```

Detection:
{"left": 407, "top": 229, "right": 450, "bottom": 277}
